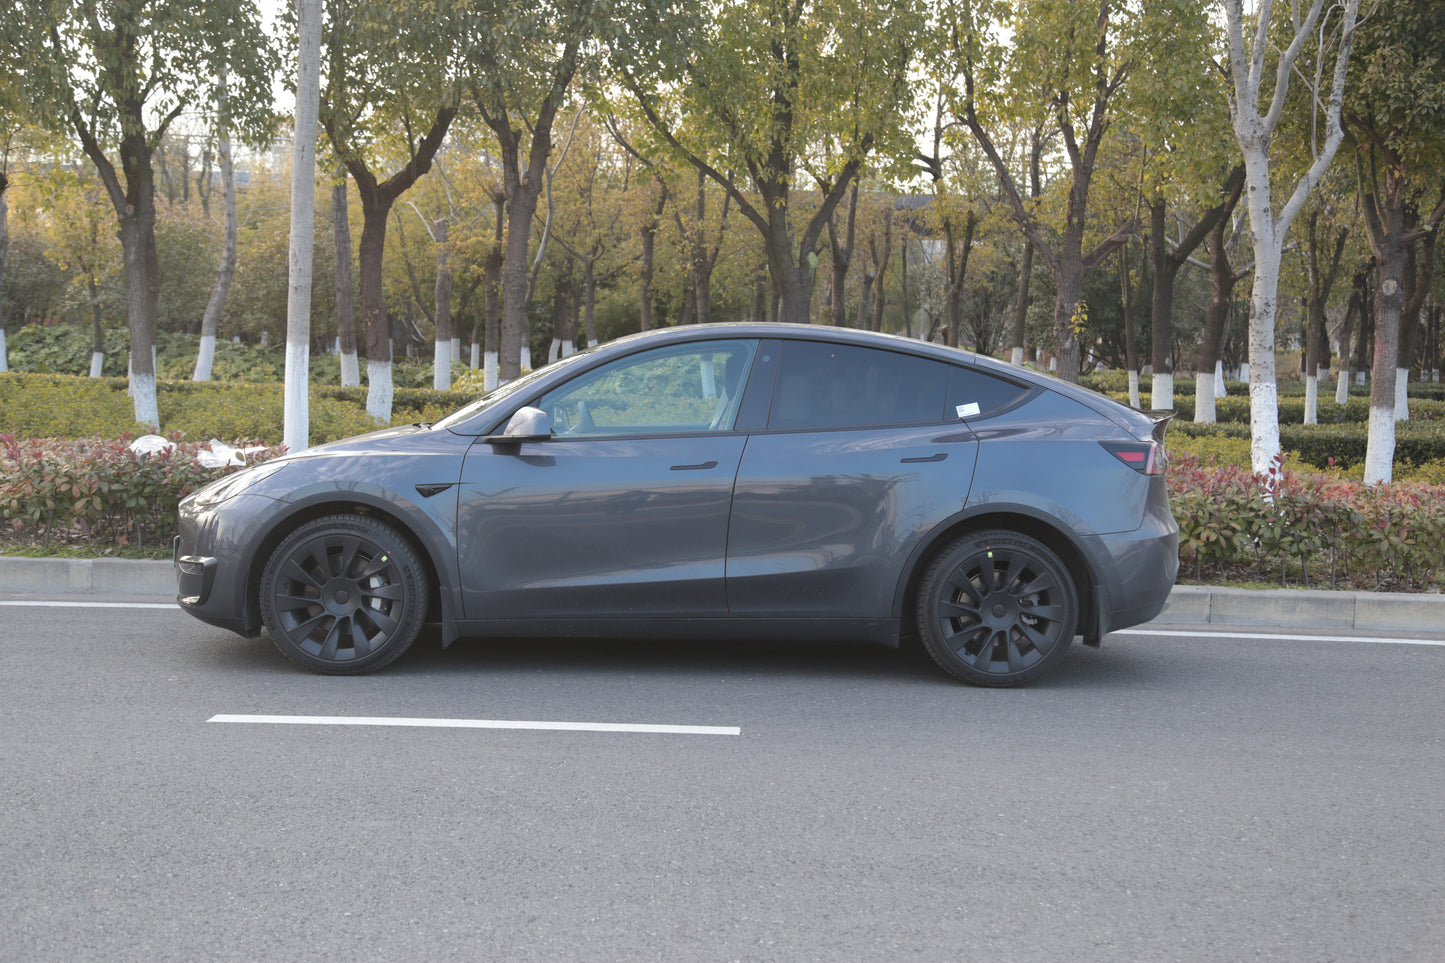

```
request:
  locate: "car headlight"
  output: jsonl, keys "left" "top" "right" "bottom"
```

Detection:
{"left": 188, "top": 462, "right": 287, "bottom": 508}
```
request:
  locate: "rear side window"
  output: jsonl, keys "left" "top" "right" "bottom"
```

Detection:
{"left": 947, "top": 365, "right": 1032, "bottom": 420}
{"left": 769, "top": 341, "right": 949, "bottom": 429}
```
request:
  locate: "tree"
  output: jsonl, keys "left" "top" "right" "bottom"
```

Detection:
{"left": 614, "top": 0, "right": 924, "bottom": 326}
{"left": 4, "top": 0, "right": 276, "bottom": 427}
{"left": 462, "top": 0, "right": 609, "bottom": 379}
{"left": 1217, "top": 0, "right": 1362, "bottom": 474}
{"left": 286, "top": 0, "right": 323, "bottom": 453}
{"left": 1192, "top": 184, "right": 1248, "bottom": 423}
{"left": 193, "top": 71, "right": 239, "bottom": 383}
{"left": 1146, "top": 165, "right": 1244, "bottom": 410}
{"left": 1341, "top": 0, "right": 1445, "bottom": 483}
{"left": 945, "top": 0, "right": 1141, "bottom": 382}
{"left": 320, "top": 0, "right": 461, "bottom": 421}
{"left": 331, "top": 166, "right": 360, "bottom": 387}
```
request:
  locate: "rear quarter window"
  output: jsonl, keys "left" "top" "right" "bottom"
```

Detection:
{"left": 947, "top": 365, "right": 1034, "bottom": 420}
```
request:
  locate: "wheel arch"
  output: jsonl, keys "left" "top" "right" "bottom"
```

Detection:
{"left": 241, "top": 493, "right": 454, "bottom": 640}
{"left": 895, "top": 507, "right": 1102, "bottom": 643}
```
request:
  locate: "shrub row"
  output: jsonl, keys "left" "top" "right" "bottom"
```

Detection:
{"left": 1079, "top": 369, "right": 1445, "bottom": 401}
{"left": 0, "top": 435, "right": 283, "bottom": 551}
{"left": 1170, "top": 451, "right": 1445, "bottom": 592}
{"left": 0, "top": 372, "right": 482, "bottom": 446}
{"left": 4, "top": 324, "right": 451, "bottom": 388}
{"left": 1168, "top": 420, "right": 1445, "bottom": 472}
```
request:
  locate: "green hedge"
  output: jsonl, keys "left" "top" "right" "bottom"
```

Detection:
{"left": 1168, "top": 421, "right": 1445, "bottom": 471}
{"left": 4, "top": 324, "right": 451, "bottom": 387}
{"left": 0, "top": 372, "right": 482, "bottom": 446}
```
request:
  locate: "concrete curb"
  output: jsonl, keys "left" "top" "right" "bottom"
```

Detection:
{"left": 0, "top": 556, "right": 179, "bottom": 598}
{"left": 1, "top": 556, "right": 1441, "bottom": 635}
{"left": 1158, "top": 585, "right": 1444, "bottom": 634}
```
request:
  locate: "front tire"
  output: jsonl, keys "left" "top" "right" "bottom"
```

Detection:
{"left": 916, "top": 530, "right": 1078, "bottom": 687}
{"left": 259, "top": 515, "right": 428, "bottom": 675}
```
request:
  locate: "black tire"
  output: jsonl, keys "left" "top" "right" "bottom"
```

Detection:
{"left": 916, "top": 529, "right": 1078, "bottom": 687}
{"left": 259, "top": 514, "right": 428, "bottom": 675}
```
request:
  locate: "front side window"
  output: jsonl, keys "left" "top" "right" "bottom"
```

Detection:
{"left": 768, "top": 341, "right": 950, "bottom": 430}
{"left": 536, "top": 339, "right": 758, "bottom": 437}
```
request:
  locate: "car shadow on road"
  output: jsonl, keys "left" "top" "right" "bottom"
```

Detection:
{"left": 193, "top": 624, "right": 1174, "bottom": 691}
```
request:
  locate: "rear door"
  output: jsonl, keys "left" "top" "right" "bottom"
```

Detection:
{"left": 726, "top": 339, "right": 980, "bottom": 619}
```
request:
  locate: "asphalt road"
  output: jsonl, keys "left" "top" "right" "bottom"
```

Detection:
{"left": 2, "top": 602, "right": 1442, "bottom": 962}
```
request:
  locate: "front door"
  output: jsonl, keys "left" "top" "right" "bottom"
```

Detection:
{"left": 457, "top": 339, "right": 758, "bottom": 620}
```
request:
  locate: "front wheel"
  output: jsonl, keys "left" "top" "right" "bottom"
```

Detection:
{"left": 259, "top": 514, "right": 428, "bottom": 674}
{"left": 916, "top": 530, "right": 1078, "bottom": 687}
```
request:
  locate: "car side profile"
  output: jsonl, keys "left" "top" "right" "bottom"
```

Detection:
{"left": 175, "top": 324, "right": 1178, "bottom": 686}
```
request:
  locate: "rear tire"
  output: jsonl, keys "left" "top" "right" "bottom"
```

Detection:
{"left": 259, "top": 515, "right": 428, "bottom": 675}
{"left": 916, "top": 530, "right": 1078, "bottom": 687}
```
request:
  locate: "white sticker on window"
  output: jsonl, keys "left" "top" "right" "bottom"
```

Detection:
{"left": 957, "top": 402, "right": 981, "bottom": 418}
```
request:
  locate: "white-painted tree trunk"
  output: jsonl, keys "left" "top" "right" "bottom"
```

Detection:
{"left": 1215, "top": 361, "right": 1226, "bottom": 398}
{"left": 520, "top": 345, "right": 531, "bottom": 371}
{"left": 1239, "top": 362, "right": 1249, "bottom": 381}
{"left": 1127, "top": 370, "right": 1140, "bottom": 409}
{"left": 90, "top": 351, "right": 104, "bottom": 377}
{"left": 1245, "top": 249, "right": 1283, "bottom": 475}
{"left": 366, "top": 360, "right": 392, "bottom": 422}
{"left": 1194, "top": 371, "right": 1217, "bottom": 423}
{"left": 283, "top": 0, "right": 322, "bottom": 453}
{"left": 451, "top": 337, "right": 460, "bottom": 367}
{"left": 484, "top": 351, "right": 498, "bottom": 391}
{"left": 194, "top": 335, "right": 217, "bottom": 383}
{"left": 1304, "top": 375, "right": 1318, "bottom": 424}
{"left": 548, "top": 339, "right": 562, "bottom": 363}
{"left": 131, "top": 374, "right": 158, "bottom": 431}
{"left": 1335, "top": 364, "right": 1350, "bottom": 404}
{"left": 433, "top": 339, "right": 450, "bottom": 391}
{"left": 1364, "top": 404, "right": 1395, "bottom": 484}
{"left": 0, "top": 329, "right": 6, "bottom": 373}
{"left": 1010, "top": 346, "right": 1024, "bottom": 366}
{"left": 588, "top": 339, "right": 598, "bottom": 348}
{"left": 340, "top": 351, "right": 359, "bottom": 387}
{"left": 1151, "top": 371, "right": 1174, "bottom": 413}
{"left": 1395, "top": 367, "right": 1409, "bottom": 421}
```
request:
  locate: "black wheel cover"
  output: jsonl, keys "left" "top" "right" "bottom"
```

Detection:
{"left": 260, "top": 515, "right": 427, "bottom": 674}
{"left": 917, "top": 530, "right": 1078, "bottom": 687}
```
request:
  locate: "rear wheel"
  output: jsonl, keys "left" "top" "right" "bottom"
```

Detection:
{"left": 916, "top": 530, "right": 1078, "bottom": 687}
{"left": 259, "top": 515, "right": 428, "bottom": 674}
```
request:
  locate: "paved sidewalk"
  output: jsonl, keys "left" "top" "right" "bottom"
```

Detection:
{"left": 1, "top": 556, "right": 1441, "bottom": 635}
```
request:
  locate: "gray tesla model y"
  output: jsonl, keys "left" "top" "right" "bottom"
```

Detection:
{"left": 175, "top": 324, "right": 1178, "bottom": 686}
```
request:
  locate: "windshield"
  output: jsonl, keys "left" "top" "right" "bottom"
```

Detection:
{"left": 432, "top": 348, "right": 598, "bottom": 432}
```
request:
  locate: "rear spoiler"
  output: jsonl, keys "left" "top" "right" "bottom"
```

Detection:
{"left": 1145, "top": 409, "right": 1174, "bottom": 445}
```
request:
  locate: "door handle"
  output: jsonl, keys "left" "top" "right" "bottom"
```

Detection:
{"left": 670, "top": 460, "right": 719, "bottom": 471}
{"left": 901, "top": 453, "right": 948, "bottom": 464}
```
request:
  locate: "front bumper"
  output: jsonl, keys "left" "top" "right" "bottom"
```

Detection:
{"left": 173, "top": 492, "right": 282, "bottom": 638}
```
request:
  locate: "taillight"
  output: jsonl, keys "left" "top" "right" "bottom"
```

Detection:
{"left": 1101, "top": 441, "right": 1165, "bottom": 475}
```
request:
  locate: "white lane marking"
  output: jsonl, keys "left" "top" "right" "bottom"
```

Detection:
{"left": 209, "top": 714, "right": 741, "bottom": 736}
{"left": 1111, "top": 628, "right": 1445, "bottom": 647}
{"left": 0, "top": 600, "right": 177, "bottom": 609}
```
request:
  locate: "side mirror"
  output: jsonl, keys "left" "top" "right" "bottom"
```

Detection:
{"left": 483, "top": 406, "right": 552, "bottom": 445}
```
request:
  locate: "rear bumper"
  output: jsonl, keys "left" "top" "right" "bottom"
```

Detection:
{"left": 1092, "top": 483, "right": 1179, "bottom": 636}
